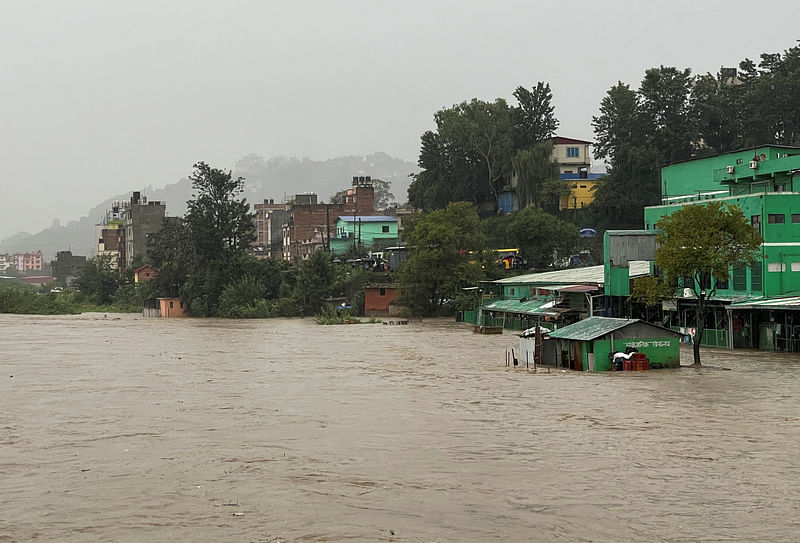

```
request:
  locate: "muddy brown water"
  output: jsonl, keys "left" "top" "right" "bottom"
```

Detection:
{"left": 1, "top": 313, "right": 799, "bottom": 542}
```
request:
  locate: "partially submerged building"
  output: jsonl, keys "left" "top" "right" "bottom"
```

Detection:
{"left": 543, "top": 317, "right": 683, "bottom": 371}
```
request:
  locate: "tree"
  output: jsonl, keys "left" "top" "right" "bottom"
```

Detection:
{"left": 511, "top": 82, "right": 559, "bottom": 149}
{"left": 631, "top": 202, "right": 762, "bottom": 366}
{"left": 74, "top": 254, "right": 120, "bottom": 305}
{"left": 511, "top": 141, "right": 566, "bottom": 212}
{"left": 294, "top": 250, "right": 336, "bottom": 316}
{"left": 185, "top": 162, "right": 255, "bottom": 262}
{"left": 399, "top": 202, "right": 486, "bottom": 315}
{"left": 371, "top": 178, "right": 395, "bottom": 210}
{"left": 181, "top": 162, "right": 256, "bottom": 316}
{"left": 435, "top": 98, "right": 513, "bottom": 204}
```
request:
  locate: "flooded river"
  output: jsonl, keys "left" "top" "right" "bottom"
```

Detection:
{"left": 1, "top": 313, "right": 799, "bottom": 542}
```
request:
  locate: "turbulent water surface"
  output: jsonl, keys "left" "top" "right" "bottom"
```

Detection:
{"left": 1, "top": 313, "right": 799, "bottom": 542}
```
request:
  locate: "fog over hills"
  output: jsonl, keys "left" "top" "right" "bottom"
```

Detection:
{"left": 0, "top": 153, "right": 416, "bottom": 259}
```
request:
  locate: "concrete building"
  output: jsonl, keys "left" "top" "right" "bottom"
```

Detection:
{"left": 329, "top": 215, "right": 399, "bottom": 256}
{"left": 95, "top": 202, "right": 125, "bottom": 268}
{"left": 544, "top": 317, "right": 683, "bottom": 371}
{"left": 51, "top": 250, "right": 86, "bottom": 286}
{"left": 14, "top": 251, "right": 43, "bottom": 273}
{"left": 251, "top": 198, "right": 289, "bottom": 259}
{"left": 642, "top": 145, "right": 800, "bottom": 351}
{"left": 503, "top": 136, "right": 603, "bottom": 213}
{"left": 120, "top": 192, "right": 166, "bottom": 273}
{"left": 282, "top": 177, "right": 376, "bottom": 260}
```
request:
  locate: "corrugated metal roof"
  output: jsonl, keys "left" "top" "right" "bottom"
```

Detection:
{"left": 730, "top": 296, "right": 800, "bottom": 310}
{"left": 492, "top": 261, "right": 651, "bottom": 286}
{"left": 481, "top": 298, "right": 560, "bottom": 317}
{"left": 547, "top": 317, "right": 639, "bottom": 340}
{"left": 548, "top": 317, "right": 683, "bottom": 341}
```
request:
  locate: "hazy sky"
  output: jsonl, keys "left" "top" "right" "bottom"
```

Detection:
{"left": 1, "top": 0, "right": 798, "bottom": 240}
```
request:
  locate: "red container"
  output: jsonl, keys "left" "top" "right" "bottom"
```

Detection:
{"left": 623, "top": 359, "right": 633, "bottom": 371}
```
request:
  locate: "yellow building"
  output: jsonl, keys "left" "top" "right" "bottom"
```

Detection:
{"left": 553, "top": 137, "right": 602, "bottom": 210}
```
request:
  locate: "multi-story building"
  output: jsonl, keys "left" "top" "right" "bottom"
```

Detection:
{"left": 95, "top": 202, "right": 125, "bottom": 268}
{"left": 504, "top": 136, "right": 603, "bottom": 213}
{"left": 0, "top": 254, "right": 15, "bottom": 274}
{"left": 251, "top": 198, "right": 289, "bottom": 259}
{"left": 643, "top": 145, "right": 800, "bottom": 351}
{"left": 329, "top": 215, "right": 399, "bottom": 256}
{"left": 282, "top": 177, "right": 376, "bottom": 260}
{"left": 51, "top": 250, "right": 86, "bottom": 286}
{"left": 12, "top": 251, "right": 43, "bottom": 274}
{"left": 119, "top": 192, "right": 166, "bottom": 273}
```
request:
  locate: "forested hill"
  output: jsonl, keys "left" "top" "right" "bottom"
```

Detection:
{"left": 0, "top": 152, "right": 417, "bottom": 259}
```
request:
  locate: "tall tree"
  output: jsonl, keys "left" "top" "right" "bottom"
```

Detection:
{"left": 511, "top": 82, "right": 559, "bottom": 149}
{"left": 632, "top": 202, "right": 762, "bottom": 366}
{"left": 185, "top": 162, "right": 255, "bottom": 262}
{"left": 399, "top": 202, "right": 486, "bottom": 315}
{"left": 181, "top": 162, "right": 256, "bottom": 316}
{"left": 435, "top": 98, "right": 513, "bottom": 204}
{"left": 511, "top": 140, "right": 566, "bottom": 212}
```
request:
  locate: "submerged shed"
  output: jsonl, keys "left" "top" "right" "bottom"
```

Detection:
{"left": 545, "top": 317, "right": 683, "bottom": 371}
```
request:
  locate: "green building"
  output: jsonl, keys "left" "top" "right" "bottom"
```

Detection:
{"left": 329, "top": 215, "right": 399, "bottom": 256}
{"left": 644, "top": 145, "right": 800, "bottom": 351}
{"left": 545, "top": 317, "right": 683, "bottom": 371}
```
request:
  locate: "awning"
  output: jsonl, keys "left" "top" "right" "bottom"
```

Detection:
{"left": 730, "top": 296, "right": 800, "bottom": 310}
{"left": 480, "top": 298, "right": 561, "bottom": 317}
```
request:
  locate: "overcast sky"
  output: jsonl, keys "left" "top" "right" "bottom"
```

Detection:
{"left": 1, "top": 0, "right": 797, "bottom": 240}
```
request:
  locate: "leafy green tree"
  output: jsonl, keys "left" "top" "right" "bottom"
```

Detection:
{"left": 294, "top": 250, "right": 336, "bottom": 316}
{"left": 399, "top": 202, "right": 486, "bottom": 315}
{"left": 435, "top": 98, "right": 513, "bottom": 204}
{"left": 180, "top": 162, "right": 256, "bottom": 316}
{"left": 74, "top": 254, "right": 120, "bottom": 305}
{"left": 493, "top": 208, "right": 578, "bottom": 269}
{"left": 148, "top": 218, "right": 193, "bottom": 298}
{"left": 631, "top": 202, "right": 762, "bottom": 366}
{"left": 186, "top": 162, "right": 255, "bottom": 261}
{"left": 511, "top": 82, "right": 559, "bottom": 149}
{"left": 511, "top": 141, "right": 566, "bottom": 212}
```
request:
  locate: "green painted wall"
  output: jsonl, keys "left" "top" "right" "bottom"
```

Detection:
{"left": 645, "top": 193, "right": 800, "bottom": 299}
{"left": 330, "top": 218, "right": 399, "bottom": 255}
{"left": 589, "top": 337, "right": 680, "bottom": 371}
{"left": 661, "top": 146, "right": 800, "bottom": 199}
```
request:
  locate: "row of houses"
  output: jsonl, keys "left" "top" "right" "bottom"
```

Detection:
{"left": 472, "top": 143, "right": 800, "bottom": 365}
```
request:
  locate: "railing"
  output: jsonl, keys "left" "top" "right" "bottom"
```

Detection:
{"left": 670, "top": 326, "right": 729, "bottom": 348}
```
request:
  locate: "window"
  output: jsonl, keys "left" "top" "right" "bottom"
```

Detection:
{"left": 579, "top": 185, "right": 587, "bottom": 189}
{"left": 732, "top": 265, "right": 747, "bottom": 290}
{"left": 792, "top": 262, "right": 800, "bottom": 272}
{"left": 792, "top": 214, "right": 800, "bottom": 223}
{"left": 768, "top": 214, "right": 785, "bottom": 224}
{"left": 716, "top": 278, "right": 729, "bottom": 290}
{"left": 768, "top": 262, "right": 786, "bottom": 272}
{"left": 751, "top": 215, "right": 761, "bottom": 234}
{"left": 379, "top": 288, "right": 386, "bottom": 296}
{"left": 751, "top": 264, "right": 763, "bottom": 291}
{"left": 509, "top": 288, "right": 515, "bottom": 296}
{"left": 566, "top": 147, "right": 580, "bottom": 158}
{"left": 382, "top": 225, "right": 389, "bottom": 233}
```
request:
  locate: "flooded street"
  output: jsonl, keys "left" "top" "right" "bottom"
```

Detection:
{"left": 1, "top": 313, "right": 799, "bottom": 542}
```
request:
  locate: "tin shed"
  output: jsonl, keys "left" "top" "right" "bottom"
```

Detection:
{"left": 545, "top": 317, "right": 683, "bottom": 371}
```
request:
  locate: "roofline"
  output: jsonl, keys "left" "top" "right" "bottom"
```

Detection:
{"left": 661, "top": 144, "right": 800, "bottom": 168}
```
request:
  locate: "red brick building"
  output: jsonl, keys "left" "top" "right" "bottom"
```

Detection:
{"left": 283, "top": 177, "right": 376, "bottom": 260}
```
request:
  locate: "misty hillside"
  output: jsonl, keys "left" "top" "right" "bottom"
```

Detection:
{"left": 0, "top": 153, "right": 417, "bottom": 259}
